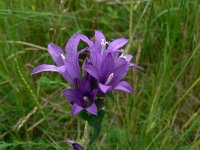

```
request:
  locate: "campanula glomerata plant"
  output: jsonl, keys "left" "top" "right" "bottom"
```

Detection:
{"left": 32, "top": 30, "right": 143, "bottom": 149}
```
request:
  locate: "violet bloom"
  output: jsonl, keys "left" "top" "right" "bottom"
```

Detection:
{"left": 85, "top": 52, "right": 133, "bottom": 94}
{"left": 90, "top": 30, "right": 144, "bottom": 68}
{"left": 84, "top": 30, "right": 143, "bottom": 93}
{"left": 64, "top": 80, "right": 98, "bottom": 115}
{"left": 32, "top": 33, "right": 92, "bottom": 85}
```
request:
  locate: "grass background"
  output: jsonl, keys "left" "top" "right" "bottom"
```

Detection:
{"left": 0, "top": 0, "right": 200, "bottom": 149}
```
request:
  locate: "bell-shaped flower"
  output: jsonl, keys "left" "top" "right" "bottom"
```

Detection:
{"left": 64, "top": 80, "right": 98, "bottom": 115}
{"left": 91, "top": 30, "right": 143, "bottom": 68}
{"left": 84, "top": 30, "right": 143, "bottom": 94}
{"left": 32, "top": 33, "right": 93, "bottom": 85}
{"left": 85, "top": 52, "right": 133, "bottom": 94}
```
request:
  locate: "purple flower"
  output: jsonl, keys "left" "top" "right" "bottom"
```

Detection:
{"left": 64, "top": 79, "right": 98, "bottom": 115}
{"left": 31, "top": 30, "right": 143, "bottom": 115}
{"left": 67, "top": 140, "right": 84, "bottom": 150}
{"left": 85, "top": 52, "right": 133, "bottom": 94}
{"left": 32, "top": 33, "right": 92, "bottom": 84}
{"left": 84, "top": 30, "right": 143, "bottom": 93}
{"left": 119, "top": 53, "right": 144, "bottom": 70}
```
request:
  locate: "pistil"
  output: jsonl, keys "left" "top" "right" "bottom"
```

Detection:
{"left": 61, "top": 54, "right": 66, "bottom": 63}
{"left": 105, "top": 73, "right": 114, "bottom": 85}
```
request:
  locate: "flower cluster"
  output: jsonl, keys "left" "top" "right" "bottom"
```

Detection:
{"left": 32, "top": 30, "right": 143, "bottom": 116}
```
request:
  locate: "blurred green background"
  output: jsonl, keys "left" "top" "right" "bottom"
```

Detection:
{"left": 0, "top": 0, "right": 200, "bottom": 149}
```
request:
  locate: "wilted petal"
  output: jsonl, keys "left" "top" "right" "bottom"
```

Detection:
{"left": 99, "top": 83, "right": 111, "bottom": 93}
{"left": 48, "top": 43, "right": 65, "bottom": 66}
{"left": 72, "top": 143, "right": 84, "bottom": 150}
{"left": 32, "top": 64, "right": 63, "bottom": 75}
{"left": 94, "top": 30, "right": 106, "bottom": 52}
{"left": 86, "top": 103, "right": 97, "bottom": 115}
{"left": 107, "top": 38, "right": 128, "bottom": 51}
{"left": 67, "top": 140, "right": 84, "bottom": 150}
{"left": 84, "top": 65, "right": 99, "bottom": 80}
{"left": 114, "top": 81, "right": 134, "bottom": 93}
{"left": 71, "top": 103, "right": 84, "bottom": 115}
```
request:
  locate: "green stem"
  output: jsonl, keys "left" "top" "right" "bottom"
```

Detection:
{"left": 82, "top": 121, "right": 89, "bottom": 149}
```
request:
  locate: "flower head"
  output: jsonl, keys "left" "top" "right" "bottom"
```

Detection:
{"left": 64, "top": 79, "right": 98, "bottom": 115}
{"left": 85, "top": 52, "right": 133, "bottom": 93}
{"left": 84, "top": 30, "right": 143, "bottom": 94}
{"left": 32, "top": 33, "right": 92, "bottom": 84}
{"left": 32, "top": 30, "right": 143, "bottom": 116}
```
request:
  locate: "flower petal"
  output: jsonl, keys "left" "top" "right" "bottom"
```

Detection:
{"left": 32, "top": 64, "right": 62, "bottom": 75}
{"left": 100, "top": 53, "right": 115, "bottom": 83}
{"left": 109, "top": 49, "right": 124, "bottom": 59}
{"left": 99, "top": 83, "right": 111, "bottom": 93}
{"left": 114, "top": 81, "right": 134, "bottom": 93}
{"left": 79, "top": 34, "right": 94, "bottom": 50}
{"left": 129, "top": 63, "right": 144, "bottom": 70}
{"left": 71, "top": 103, "right": 84, "bottom": 115}
{"left": 124, "top": 54, "right": 133, "bottom": 63}
{"left": 65, "top": 33, "right": 93, "bottom": 60}
{"left": 78, "top": 80, "right": 91, "bottom": 94}
{"left": 91, "top": 89, "right": 98, "bottom": 99}
{"left": 94, "top": 30, "right": 106, "bottom": 53}
{"left": 107, "top": 38, "right": 128, "bottom": 51}
{"left": 115, "top": 57, "right": 127, "bottom": 68}
{"left": 65, "top": 33, "right": 81, "bottom": 60}
{"left": 63, "top": 89, "right": 82, "bottom": 103}
{"left": 78, "top": 47, "right": 87, "bottom": 55}
{"left": 67, "top": 55, "right": 82, "bottom": 81}
{"left": 86, "top": 103, "right": 97, "bottom": 115}
{"left": 48, "top": 43, "right": 64, "bottom": 66}
{"left": 110, "top": 61, "right": 129, "bottom": 87}
{"left": 90, "top": 50, "right": 103, "bottom": 71}
{"left": 60, "top": 55, "right": 82, "bottom": 84}
{"left": 84, "top": 65, "right": 99, "bottom": 80}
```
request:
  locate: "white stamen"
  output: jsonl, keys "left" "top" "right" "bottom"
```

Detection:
{"left": 120, "top": 53, "right": 126, "bottom": 59}
{"left": 101, "top": 39, "right": 107, "bottom": 46}
{"left": 105, "top": 73, "right": 114, "bottom": 85}
{"left": 61, "top": 54, "right": 66, "bottom": 62}
{"left": 83, "top": 96, "right": 89, "bottom": 101}
{"left": 101, "top": 39, "right": 108, "bottom": 55}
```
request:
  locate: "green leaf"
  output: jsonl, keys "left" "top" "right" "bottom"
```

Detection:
{"left": 80, "top": 109, "right": 105, "bottom": 145}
